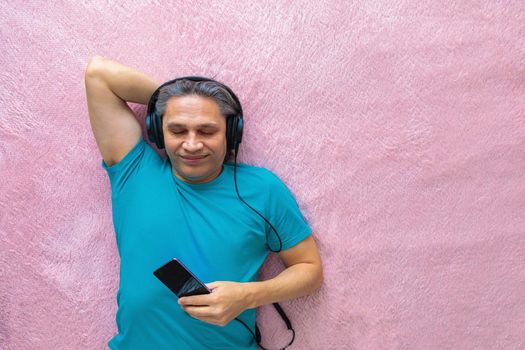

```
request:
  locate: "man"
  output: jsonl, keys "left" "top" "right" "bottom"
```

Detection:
{"left": 84, "top": 55, "right": 323, "bottom": 349}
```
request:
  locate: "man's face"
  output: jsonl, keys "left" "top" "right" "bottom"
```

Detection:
{"left": 162, "top": 95, "right": 227, "bottom": 184}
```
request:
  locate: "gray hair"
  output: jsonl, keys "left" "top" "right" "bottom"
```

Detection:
{"left": 155, "top": 79, "right": 240, "bottom": 121}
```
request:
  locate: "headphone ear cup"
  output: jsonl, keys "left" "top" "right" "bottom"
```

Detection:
{"left": 226, "top": 115, "right": 243, "bottom": 156}
{"left": 226, "top": 116, "right": 234, "bottom": 153}
{"left": 155, "top": 112, "right": 165, "bottom": 149}
{"left": 146, "top": 111, "right": 157, "bottom": 145}
{"left": 235, "top": 116, "right": 243, "bottom": 148}
{"left": 148, "top": 110, "right": 164, "bottom": 149}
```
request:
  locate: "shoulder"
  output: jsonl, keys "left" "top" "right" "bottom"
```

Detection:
{"left": 224, "top": 162, "right": 281, "bottom": 185}
{"left": 224, "top": 163, "right": 291, "bottom": 198}
{"left": 101, "top": 136, "right": 165, "bottom": 184}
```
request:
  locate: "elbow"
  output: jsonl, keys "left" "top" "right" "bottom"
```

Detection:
{"left": 84, "top": 55, "right": 106, "bottom": 80}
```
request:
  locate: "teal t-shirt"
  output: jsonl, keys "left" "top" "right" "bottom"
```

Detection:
{"left": 102, "top": 137, "right": 312, "bottom": 350}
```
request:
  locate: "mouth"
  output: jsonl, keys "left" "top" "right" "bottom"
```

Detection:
{"left": 180, "top": 155, "right": 208, "bottom": 164}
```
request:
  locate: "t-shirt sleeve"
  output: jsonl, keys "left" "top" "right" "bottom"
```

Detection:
{"left": 101, "top": 137, "right": 146, "bottom": 195}
{"left": 265, "top": 171, "right": 312, "bottom": 251}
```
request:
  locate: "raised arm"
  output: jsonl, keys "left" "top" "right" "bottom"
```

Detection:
{"left": 84, "top": 56, "right": 161, "bottom": 166}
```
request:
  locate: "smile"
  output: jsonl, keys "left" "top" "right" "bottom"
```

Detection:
{"left": 180, "top": 155, "right": 208, "bottom": 164}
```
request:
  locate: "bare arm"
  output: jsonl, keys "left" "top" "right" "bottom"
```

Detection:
{"left": 84, "top": 56, "right": 162, "bottom": 166}
{"left": 243, "top": 235, "right": 324, "bottom": 308}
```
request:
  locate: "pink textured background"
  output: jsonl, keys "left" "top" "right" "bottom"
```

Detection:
{"left": 1, "top": 1, "right": 524, "bottom": 349}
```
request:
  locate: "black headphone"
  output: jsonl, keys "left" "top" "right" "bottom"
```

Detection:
{"left": 145, "top": 76, "right": 244, "bottom": 157}
{"left": 146, "top": 76, "right": 295, "bottom": 350}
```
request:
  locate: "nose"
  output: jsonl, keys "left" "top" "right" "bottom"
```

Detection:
{"left": 182, "top": 132, "right": 204, "bottom": 152}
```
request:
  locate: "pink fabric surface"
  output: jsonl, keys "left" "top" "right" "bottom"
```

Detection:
{"left": 1, "top": 1, "right": 524, "bottom": 349}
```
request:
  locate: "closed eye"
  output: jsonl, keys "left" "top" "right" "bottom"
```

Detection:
{"left": 169, "top": 130, "right": 216, "bottom": 136}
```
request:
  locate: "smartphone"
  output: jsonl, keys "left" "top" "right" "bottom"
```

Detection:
{"left": 153, "top": 258, "right": 211, "bottom": 298}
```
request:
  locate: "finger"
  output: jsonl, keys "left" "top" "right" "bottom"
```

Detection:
{"left": 184, "top": 311, "right": 227, "bottom": 327}
{"left": 179, "top": 294, "right": 213, "bottom": 306}
{"left": 183, "top": 305, "right": 214, "bottom": 317}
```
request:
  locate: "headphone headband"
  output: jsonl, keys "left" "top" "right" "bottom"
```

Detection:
{"left": 147, "top": 76, "right": 243, "bottom": 118}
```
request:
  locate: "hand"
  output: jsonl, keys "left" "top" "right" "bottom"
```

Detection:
{"left": 178, "top": 281, "right": 250, "bottom": 326}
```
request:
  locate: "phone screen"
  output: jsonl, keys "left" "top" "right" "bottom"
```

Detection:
{"left": 153, "top": 258, "right": 211, "bottom": 298}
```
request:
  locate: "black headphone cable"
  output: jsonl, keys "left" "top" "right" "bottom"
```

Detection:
{"left": 231, "top": 150, "right": 295, "bottom": 350}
